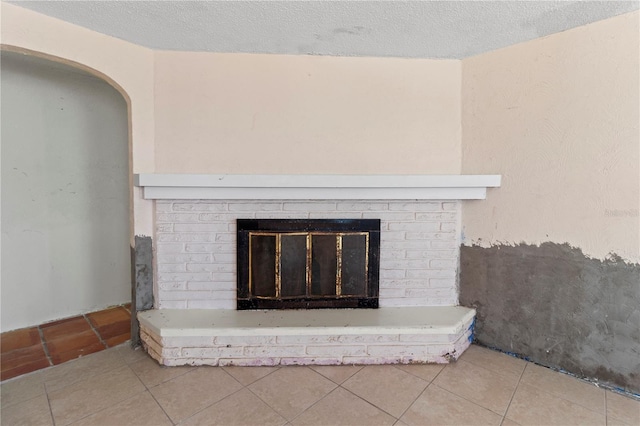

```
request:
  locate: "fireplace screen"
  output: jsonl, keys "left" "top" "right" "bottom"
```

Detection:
{"left": 237, "top": 219, "right": 380, "bottom": 309}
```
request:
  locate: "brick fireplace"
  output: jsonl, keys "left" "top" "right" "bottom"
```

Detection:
{"left": 135, "top": 174, "right": 500, "bottom": 366}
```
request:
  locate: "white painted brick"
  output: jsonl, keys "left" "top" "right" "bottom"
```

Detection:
{"left": 309, "top": 212, "right": 362, "bottom": 219}
{"left": 158, "top": 300, "right": 187, "bottom": 309}
{"left": 183, "top": 347, "right": 244, "bottom": 358}
{"left": 243, "top": 346, "right": 306, "bottom": 357}
{"left": 405, "top": 250, "right": 457, "bottom": 259}
{"left": 280, "top": 357, "right": 342, "bottom": 366}
{"left": 405, "top": 288, "right": 456, "bottom": 299}
{"left": 283, "top": 202, "right": 336, "bottom": 211}
{"left": 219, "top": 358, "right": 281, "bottom": 367}
{"left": 342, "top": 356, "right": 402, "bottom": 365}
{"left": 378, "top": 288, "right": 406, "bottom": 298}
{"left": 430, "top": 259, "right": 457, "bottom": 269}
{"left": 440, "top": 222, "right": 457, "bottom": 232}
{"left": 198, "top": 213, "right": 239, "bottom": 221}
{"left": 429, "top": 278, "right": 457, "bottom": 288}
{"left": 306, "top": 345, "right": 367, "bottom": 356}
{"left": 155, "top": 202, "right": 173, "bottom": 212}
{"left": 336, "top": 202, "right": 388, "bottom": 211}
{"left": 158, "top": 281, "right": 186, "bottom": 291}
{"left": 379, "top": 298, "right": 433, "bottom": 307}
{"left": 214, "top": 336, "right": 277, "bottom": 345}
{"left": 388, "top": 202, "right": 442, "bottom": 211}
{"left": 156, "top": 244, "right": 185, "bottom": 254}
{"left": 276, "top": 334, "right": 399, "bottom": 345}
{"left": 174, "top": 223, "right": 230, "bottom": 232}
{"left": 405, "top": 232, "right": 456, "bottom": 241}
{"left": 257, "top": 212, "right": 309, "bottom": 219}
{"left": 442, "top": 202, "right": 458, "bottom": 211}
{"left": 383, "top": 260, "right": 430, "bottom": 269}
{"left": 157, "top": 233, "right": 216, "bottom": 243}
{"left": 380, "top": 231, "right": 406, "bottom": 241}
{"left": 157, "top": 213, "right": 200, "bottom": 222}
{"left": 171, "top": 358, "right": 219, "bottom": 366}
{"left": 173, "top": 203, "right": 227, "bottom": 212}
{"left": 380, "top": 250, "right": 406, "bottom": 260}
{"left": 429, "top": 240, "right": 459, "bottom": 249}
{"left": 185, "top": 243, "right": 234, "bottom": 253}
{"left": 363, "top": 212, "right": 415, "bottom": 220}
{"left": 158, "top": 272, "right": 211, "bottom": 282}
{"left": 158, "top": 264, "right": 187, "bottom": 273}
{"left": 211, "top": 272, "right": 236, "bottom": 281}
{"left": 186, "top": 263, "right": 234, "bottom": 273}
{"left": 187, "top": 299, "right": 234, "bottom": 309}
{"left": 388, "top": 222, "right": 440, "bottom": 232}
{"left": 229, "top": 203, "right": 282, "bottom": 211}
{"left": 380, "top": 279, "right": 427, "bottom": 288}
{"left": 399, "top": 334, "right": 458, "bottom": 344}
{"left": 160, "top": 290, "right": 216, "bottom": 301}
{"left": 164, "top": 336, "right": 215, "bottom": 347}
{"left": 158, "top": 254, "right": 212, "bottom": 264}
{"left": 367, "top": 345, "right": 430, "bottom": 357}
{"left": 213, "top": 253, "right": 235, "bottom": 263}
{"left": 415, "top": 212, "right": 457, "bottom": 221}
{"left": 156, "top": 224, "right": 173, "bottom": 232}
{"left": 382, "top": 241, "right": 431, "bottom": 250}
{"left": 214, "top": 234, "right": 236, "bottom": 243}
{"left": 380, "top": 269, "right": 405, "bottom": 279}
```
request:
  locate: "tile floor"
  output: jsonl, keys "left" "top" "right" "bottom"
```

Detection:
{"left": 0, "top": 304, "right": 131, "bottom": 381}
{"left": 1, "top": 343, "right": 638, "bottom": 426}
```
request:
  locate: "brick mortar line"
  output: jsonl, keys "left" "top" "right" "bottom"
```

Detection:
{"left": 84, "top": 314, "right": 108, "bottom": 348}
{"left": 37, "top": 326, "right": 54, "bottom": 367}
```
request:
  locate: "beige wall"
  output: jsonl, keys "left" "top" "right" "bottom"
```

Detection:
{"left": 154, "top": 52, "right": 461, "bottom": 174}
{"left": 461, "top": 11, "right": 639, "bottom": 263}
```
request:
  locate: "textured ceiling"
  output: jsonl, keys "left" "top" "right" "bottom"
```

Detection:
{"left": 8, "top": 1, "right": 640, "bottom": 59}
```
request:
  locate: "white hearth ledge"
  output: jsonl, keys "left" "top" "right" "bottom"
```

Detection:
{"left": 134, "top": 174, "right": 501, "bottom": 200}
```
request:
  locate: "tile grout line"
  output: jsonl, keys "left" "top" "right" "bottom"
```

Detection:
{"left": 37, "top": 326, "right": 54, "bottom": 367}
{"left": 604, "top": 389, "right": 608, "bottom": 426}
{"left": 393, "top": 363, "right": 445, "bottom": 421}
{"left": 84, "top": 314, "right": 108, "bottom": 349}
{"left": 499, "top": 360, "right": 527, "bottom": 425}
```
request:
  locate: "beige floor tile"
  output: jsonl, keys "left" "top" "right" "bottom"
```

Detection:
{"left": 71, "top": 391, "right": 172, "bottom": 426}
{"left": 520, "top": 363, "right": 605, "bottom": 414}
{"left": 1, "top": 371, "right": 46, "bottom": 408}
{"left": 180, "top": 388, "right": 286, "bottom": 426}
{"left": 0, "top": 394, "right": 53, "bottom": 426}
{"left": 433, "top": 359, "right": 518, "bottom": 415}
{"left": 501, "top": 417, "right": 522, "bottom": 426}
{"left": 399, "top": 384, "right": 502, "bottom": 426}
{"left": 248, "top": 367, "right": 337, "bottom": 421}
{"left": 309, "top": 365, "right": 363, "bottom": 384}
{"left": 506, "top": 383, "right": 605, "bottom": 426}
{"left": 292, "top": 387, "right": 396, "bottom": 426}
{"left": 42, "top": 348, "right": 127, "bottom": 392}
{"left": 113, "top": 343, "right": 151, "bottom": 365}
{"left": 48, "top": 365, "right": 145, "bottom": 425}
{"left": 606, "top": 391, "right": 640, "bottom": 425}
{"left": 130, "top": 355, "right": 194, "bottom": 387}
{"left": 223, "top": 366, "right": 280, "bottom": 386}
{"left": 342, "top": 365, "right": 428, "bottom": 418}
{"left": 150, "top": 367, "right": 243, "bottom": 423}
{"left": 460, "top": 345, "right": 526, "bottom": 380}
{"left": 394, "top": 363, "right": 444, "bottom": 383}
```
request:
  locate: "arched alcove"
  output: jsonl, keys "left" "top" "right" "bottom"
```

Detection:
{"left": 1, "top": 51, "right": 131, "bottom": 331}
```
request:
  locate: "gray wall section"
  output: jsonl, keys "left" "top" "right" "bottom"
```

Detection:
{"left": 460, "top": 243, "right": 640, "bottom": 393}
{"left": 1, "top": 52, "right": 130, "bottom": 331}
{"left": 131, "top": 235, "right": 154, "bottom": 346}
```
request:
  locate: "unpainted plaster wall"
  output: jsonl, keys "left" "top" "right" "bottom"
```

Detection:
{"left": 460, "top": 12, "right": 640, "bottom": 393}
{"left": 1, "top": 52, "right": 130, "bottom": 331}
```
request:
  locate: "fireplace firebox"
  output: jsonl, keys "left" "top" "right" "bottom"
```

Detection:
{"left": 237, "top": 219, "right": 380, "bottom": 310}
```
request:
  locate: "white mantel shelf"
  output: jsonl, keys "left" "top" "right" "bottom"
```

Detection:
{"left": 134, "top": 174, "right": 501, "bottom": 200}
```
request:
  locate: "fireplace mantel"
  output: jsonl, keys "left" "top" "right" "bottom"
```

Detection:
{"left": 134, "top": 174, "right": 501, "bottom": 200}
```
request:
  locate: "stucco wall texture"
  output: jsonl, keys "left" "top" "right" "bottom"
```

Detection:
{"left": 460, "top": 12, "right": 640, "bottom": 393}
